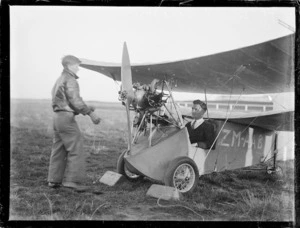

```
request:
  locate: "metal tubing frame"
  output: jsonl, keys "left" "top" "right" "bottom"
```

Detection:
{"left": 164, "top": 82, "right": 184, "bottom": 128}
{"left": 132, "top": 112, "right": 147, "bottom": 144}
{"left": 149, "top": 114, "right": 153, "bottom": 147}
{"left": 163, "top": 104, "right": 181, "bottom": 128}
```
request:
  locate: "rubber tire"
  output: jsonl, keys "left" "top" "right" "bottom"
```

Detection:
{"left": 117, "top": 150, "right": 143, "bottom": 182}
{"left": 266, "top": 166, "right": 283, "bottom": 178}
{"left": 164, "top": 156, "right": 199, "bottom": 194}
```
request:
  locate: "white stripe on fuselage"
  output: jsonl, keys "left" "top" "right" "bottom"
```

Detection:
{"left": 245, "top": 127, "right": 254, "bottom": 166}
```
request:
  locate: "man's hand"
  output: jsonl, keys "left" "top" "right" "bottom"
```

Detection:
{"left": 88, "top": 105, "right": 96, "bottom": 112}
{"left": 197, "top": 142, "right": 207, "bottom": 149}
{"left": 89, "top": 111, "right": 101, "bottom": 125}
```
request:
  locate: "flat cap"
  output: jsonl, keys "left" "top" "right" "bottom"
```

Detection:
{"left": 62, "top": 55, "right": 81, "bottom": 67}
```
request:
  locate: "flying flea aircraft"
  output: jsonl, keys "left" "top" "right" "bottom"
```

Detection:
{"left": 80, "top": 34, "right": 294, "bottom": 193}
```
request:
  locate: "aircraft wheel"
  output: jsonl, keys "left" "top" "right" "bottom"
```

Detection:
{"left": 266, "top": 168, "right": 273, "bottom": 175}
{"left": 164, "top": 156, "right": 199, "bottom": 194}
{"left": 266, "top": 166, "right": 283, "bottom": 177}
{"left": 117, "top": 150, "right": 143, "bottom": 182}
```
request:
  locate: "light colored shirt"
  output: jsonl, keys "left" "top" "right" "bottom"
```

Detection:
{"left": 191, "top": 118, "right": 204, "bottom": 129}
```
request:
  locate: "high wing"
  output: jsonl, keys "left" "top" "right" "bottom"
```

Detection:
{"left": 80, "top": 34, "right": 294, "bottom": 132}
{"left": 80, "top": 34, "right": 294, "bottom": 95}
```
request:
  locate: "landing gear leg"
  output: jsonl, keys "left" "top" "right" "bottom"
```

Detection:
{"left": 266, "top": 148, "right": 283, "bottom": 177}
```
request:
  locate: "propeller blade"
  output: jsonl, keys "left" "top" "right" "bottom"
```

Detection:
{"left": 125, "top": 101, "right": 132, "bottom": 152}
{"left": 121, "top": 42, "right": 134, "bottom": 100}
{"left": 121, "top": 42, "right": 133, "bottom": 152}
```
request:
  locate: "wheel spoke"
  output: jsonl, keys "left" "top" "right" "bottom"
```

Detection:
{"left": 173, "top": 163, "right": 196, "bottom": 193}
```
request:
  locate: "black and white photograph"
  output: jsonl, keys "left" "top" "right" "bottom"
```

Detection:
{"left": 9, "top": 6, "right": 295, "bottom": 221}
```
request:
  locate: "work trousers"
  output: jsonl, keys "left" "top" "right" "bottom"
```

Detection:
{"left": 47, "top": 112, "right": 86, "bottom": 184}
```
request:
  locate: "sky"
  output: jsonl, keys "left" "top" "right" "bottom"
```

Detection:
{"left": 10, "top": 7, "right": 295, "bottom": 102}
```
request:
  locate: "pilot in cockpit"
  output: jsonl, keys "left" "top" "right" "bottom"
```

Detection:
{"left": 186, "top": 100, "right": 216, "bottom": 149}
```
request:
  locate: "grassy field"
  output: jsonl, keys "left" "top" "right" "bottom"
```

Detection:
{"left": 9, "top": 99, "right": 295, "bottom": 221}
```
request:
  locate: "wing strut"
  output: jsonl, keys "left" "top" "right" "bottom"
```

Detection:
{"left": 204, "top": 88, "right": 209, "bottom": 119}
{"left": 164, "top": 82, "right": 184, "bottom": 128}
{"left": 204, "top": 87, "right": 245, "bottom": 171}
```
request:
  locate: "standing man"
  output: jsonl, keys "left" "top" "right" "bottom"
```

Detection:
{"left": 186, "top": 100, "right": 216, "bottom": 149}
{"left": 48, "top": 55, "right": 101, "bottom": 192}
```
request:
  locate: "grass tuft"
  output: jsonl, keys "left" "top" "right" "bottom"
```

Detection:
{"left": 10, "top": 99, "right": 295, "bottom": 221}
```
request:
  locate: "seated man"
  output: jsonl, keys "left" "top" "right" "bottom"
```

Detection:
{"left": 185, "top": 100, "right": 216, "bottom": 149}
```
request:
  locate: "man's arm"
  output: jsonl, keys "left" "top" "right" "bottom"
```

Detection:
{"left": 204, "top": 122, "right": 216, "bottom": 149}
{"left": 65, "top": 78, "right": 92, "bottom": 115}
{"left": 189, "top": 122, "right": 216, "bottom": 149}
{"left": 197, "top": 142, "right": 208, "bottom": 149}
{"left": 187, "top": 123, "right": 207, "bottom": 146}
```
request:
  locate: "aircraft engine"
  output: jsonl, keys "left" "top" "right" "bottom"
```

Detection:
{"left": 132, "top": 79, "right": 165, "bottom": 111}
{"left": 119, "top": 79, "right": 172, "bottom": 129}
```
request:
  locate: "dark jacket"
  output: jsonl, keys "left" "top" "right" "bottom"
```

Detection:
{"left": 186, "top": 120, "right": 216, "bottom": 149}
{"left": 51, "top": 68, "right": 91, "bottom": 115}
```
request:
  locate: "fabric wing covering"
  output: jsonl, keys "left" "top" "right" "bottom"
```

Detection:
{"left": 80, "top": 34, "right": 294, "bottom": 131}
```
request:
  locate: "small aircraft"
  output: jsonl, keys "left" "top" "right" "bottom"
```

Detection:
{"left": 80, "top": 34, "right": 294, "bottom": 193}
